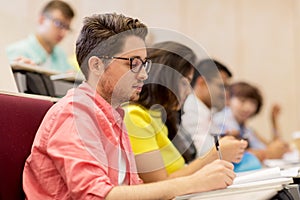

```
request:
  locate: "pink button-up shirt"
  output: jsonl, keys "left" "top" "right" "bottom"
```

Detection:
{"left": 23, "top": 82, "right": 142, "bottom": 199}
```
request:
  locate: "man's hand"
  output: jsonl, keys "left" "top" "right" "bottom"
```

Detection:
{"left": 189, "top": 160, "right": 236, "bottom": 193}
{"left": 14, "top": 56, "right": 37, "bottom": 66}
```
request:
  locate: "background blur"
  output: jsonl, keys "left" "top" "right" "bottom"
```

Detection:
{"left": 1, "top": 0, "right": 299, "bottom": 141}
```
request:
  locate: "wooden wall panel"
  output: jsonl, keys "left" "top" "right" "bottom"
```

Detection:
{"left": 0, "top": 0, "right": 299, "bottom": 141}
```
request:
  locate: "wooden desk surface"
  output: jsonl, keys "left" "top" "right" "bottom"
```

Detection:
{"left": 50, "top": 72, "right": 85, "bottom": 83}
{"left": 0, "top": 90, "right": 60, "bottom": 102}
{"left": 11, "top": 62, "right": 85, "bottom": 82}
{"left": 11, "top": 61, "right": 59, "bottom": 76}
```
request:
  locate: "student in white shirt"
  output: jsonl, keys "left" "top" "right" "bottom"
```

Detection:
{"left": 181, "top": 59, "right": 247, "bottom": 161}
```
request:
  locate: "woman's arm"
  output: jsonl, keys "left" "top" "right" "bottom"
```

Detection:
{"left": 135, "top": 136, "right": 247, "bottom": 183}
{"left": 133, "top": 148, "right": 216, "bottom": 183}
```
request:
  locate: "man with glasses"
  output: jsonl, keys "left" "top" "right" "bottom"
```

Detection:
{"left": 6, "top": 0, "right": 75, "bottom": 72}
{"left": 23, "top": 13, "right": 235, "bottom": 199}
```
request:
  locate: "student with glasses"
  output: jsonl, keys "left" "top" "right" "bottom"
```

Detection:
{"left": 98, "top": 56, "right": 152, "bottom": 74}
{"left": 23, "top": 13, "right": 235, "bottom": 199}
{"left": 6, "top": 0, "right": 75, "bottom": 72}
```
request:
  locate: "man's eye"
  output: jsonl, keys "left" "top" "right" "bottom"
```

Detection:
{"left": 132, "top": 60, "right": 141, "bottom": 67}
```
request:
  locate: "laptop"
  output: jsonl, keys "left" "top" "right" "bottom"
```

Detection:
{"left": 0, "top": 51, "right": 18, "bottom": 93}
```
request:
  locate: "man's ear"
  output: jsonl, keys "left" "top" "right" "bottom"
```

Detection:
{"left": 88, "top": 56, "right": 104, "bottom": 76}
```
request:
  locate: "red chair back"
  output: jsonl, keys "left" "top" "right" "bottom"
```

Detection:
{"left": 0, "top": 93, "right": 53, "bottom": 200}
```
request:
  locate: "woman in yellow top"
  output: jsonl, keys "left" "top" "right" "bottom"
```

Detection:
{"left": 123, "top": 41, "right": 248, "bottom": 183}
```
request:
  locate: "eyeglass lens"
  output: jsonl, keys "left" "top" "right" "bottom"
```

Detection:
{"left": 54, "top": 20, "right": 69, "bottom": 30}
{"left": 45, "top": 14, "right": 71, "bottom": 31}
{"left": 52, "top": 18, "right": 71, "bottom": 30}
{"left": 130, "top": 57, "right": 151, "bottom": 73}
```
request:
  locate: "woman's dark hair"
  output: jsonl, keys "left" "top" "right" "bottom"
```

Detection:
{"left": 136, "top": 41, "right": 196, "bottom": 140}
{"left": 229, "top": 81, "right": 263, "bottom": 115}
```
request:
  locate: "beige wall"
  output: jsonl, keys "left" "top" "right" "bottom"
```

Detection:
{"left": 1, "top": 0, "right": 299, "bottom": 141}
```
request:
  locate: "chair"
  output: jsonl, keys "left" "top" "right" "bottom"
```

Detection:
{"left": 0, "top": 93, "right": 53, "bottom": 200}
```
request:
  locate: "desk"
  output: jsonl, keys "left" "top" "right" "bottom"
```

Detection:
{"left": 176, "top": 167, "right": 297, "bottom": 200}
{"left": 11, "top": 61, "right": 85, "bottom": 83}
{"left": 176, "top": 185, "right": 284, "bottom": 200}
{"left": 176, "top": 178, "right": 293, "bottom": 200}
{"left": 50, "top": 72, "right": 85, "bottom": 83}
{"left": 50, "top": 72, "right": 85, "bottom": 96}
{"left": 11, "top": 61, "right": 59, "bottom": 76}
{"left": 263, "top": 149, "right": 300, "bottom": 169}
{"left": 11, "top": 62, "right": 85, "bottom": 96}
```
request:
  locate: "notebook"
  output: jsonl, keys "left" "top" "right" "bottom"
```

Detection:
{"left": 175, "top": 167, "right": 293, "bottom": 200}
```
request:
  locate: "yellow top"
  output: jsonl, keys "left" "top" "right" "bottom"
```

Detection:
{"left": 68, "top": 54, "right": 80, "bottom": 71}
{"left": 123, "top": 104, "right": 185, "bottom": 174}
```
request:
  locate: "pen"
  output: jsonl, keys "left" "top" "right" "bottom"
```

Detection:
{"left": 213, "top": 134, "right": 222, "bottom": 160}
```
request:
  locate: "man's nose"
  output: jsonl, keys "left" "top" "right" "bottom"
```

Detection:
{"left": 137, "top": 66, "right": 148, "bottom": 81}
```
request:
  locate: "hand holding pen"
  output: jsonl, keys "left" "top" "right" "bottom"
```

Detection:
{"left": 215, "top": 136, "right": 248, "bottom": 163}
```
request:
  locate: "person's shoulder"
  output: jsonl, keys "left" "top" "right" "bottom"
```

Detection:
{"left": 183, "top": 93, "right": 197, "bottom": 108}
{"left": 123, "top": 103, "right": 155, "bottom": 125}
{"left": 214, "top": 107, "right": 230, "bottom": 116}
{"left": 52, "top": 45, "right": 67, "bottom": 56}
{"left": 124, "top": 103, "right": 147, "bottom": 114}
{"left": 7, "top": 35, "right": 34, "bottom": 49}
{"left": 183, "top": 93, "right": 207, "bottom": 114}
{"left": 6, "top": 35, "right": 35, "bottom": 58}
{"left": 213, "top": 107, "right": 235, "bottom": 126}
{"left": 185, "top": 93, "right": 196, "bottom": 103}
{"left": 123, "top": 104, "right": 156, "bottom": 134}
{"left": 51, "top": 46, "right": 75, "bottom": 72}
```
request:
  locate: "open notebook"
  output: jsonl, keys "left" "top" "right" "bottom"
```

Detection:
{"left": 231, "top": 166, "right": 299, "bottom": 186}
{"left": 176, "top": 167, "right": 294, "bottom": 200}
{"left": 231, "top": 167, "right": 282, "bottom": 185}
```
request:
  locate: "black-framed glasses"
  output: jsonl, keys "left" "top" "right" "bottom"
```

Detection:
{"left": 44, "top": 14, "right": 71, "bottom": 31}
{"left": 98, "top": 56, "right": 152, "bottom": 73}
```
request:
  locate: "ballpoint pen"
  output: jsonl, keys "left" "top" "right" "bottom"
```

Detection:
{"left": 213, "top": 134, "right": 222, "bottom": 160}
